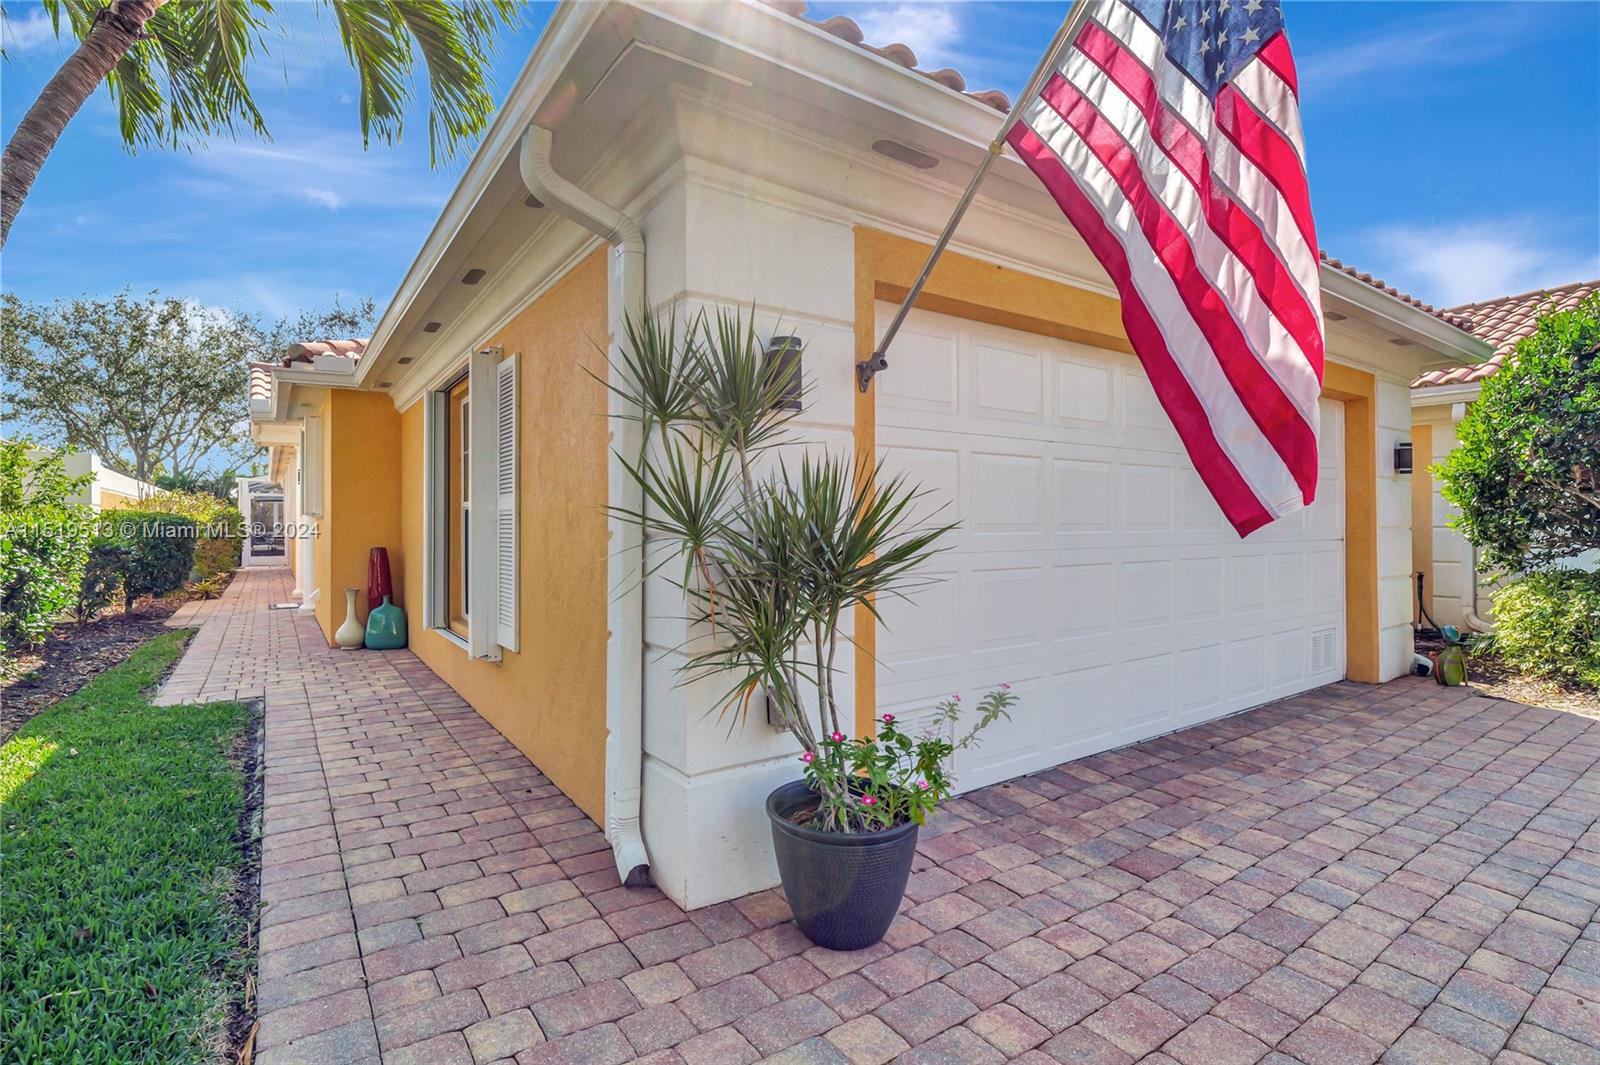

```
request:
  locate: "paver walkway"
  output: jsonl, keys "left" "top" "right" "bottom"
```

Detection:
{"left": 161, "top": 568, "right": 1600, "bottom": 1065}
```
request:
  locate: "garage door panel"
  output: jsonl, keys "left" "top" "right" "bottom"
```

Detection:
{"left": 873, "top": 304, "right": 1344, "bottom": 794}
{"left": 1178, "top": 556, "right": 1224, "bottom": 621}
{"left": 973, "top": 339, "right": 1046, "bottom": 422}
{"left": 1118, "top": 560, "right": 1174, "bottom": 629}
{"left": 878, "top": 324, "right": 958, "bottom": 413}
{"left": 1176, "top": 644, "right": 1224, "bottom": 717}
{"left": 877, "top": 569, "right": 961, "bottom": 669}
{"left": 1053, "top": 354, "right": 1115, "bottom": 427}
{"left": 972, "top": 566, "right": 1047, "bottom": 651}
{"left": 1054, "top": 460, "right": 1115, "bottom": 531}
{"left": 971, "top": 452, "right": 1046, "bottom": 530}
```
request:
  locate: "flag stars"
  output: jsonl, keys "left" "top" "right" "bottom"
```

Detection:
{"left": 1242, "top": 25, "right": 1259, "bottom": 43}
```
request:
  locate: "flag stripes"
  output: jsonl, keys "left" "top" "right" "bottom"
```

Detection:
{"left": 1008, "top": 0, "right": 1323, "bottom": 536}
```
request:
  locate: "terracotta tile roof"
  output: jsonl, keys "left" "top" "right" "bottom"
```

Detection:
{"left": 1318, "top": 254, "right": 1473, "bottom": 331}
{"left": 1412, "top": 279, "right": 1599, "bottom": 389}
{"left": 282, "top": 338, "right": 368, "bottom": 366}
{"left": 248, "top": 361, "right": 275, "bottom": 405}
{"left": 762, "top": 0, "right": 1012, "bottom": 112}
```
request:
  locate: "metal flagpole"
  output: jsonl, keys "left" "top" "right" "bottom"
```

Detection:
{"left": 857, "top": 0, "right": 1097, "bottom": 392}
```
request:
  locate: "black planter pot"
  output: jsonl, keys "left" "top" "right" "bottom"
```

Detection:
{"left": 766, "top": 780, "right": 919, "bottom": 951}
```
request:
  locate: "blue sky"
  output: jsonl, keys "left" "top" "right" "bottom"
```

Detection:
{"left": 2, "top": 0, "right": 1596, "bottom": 322}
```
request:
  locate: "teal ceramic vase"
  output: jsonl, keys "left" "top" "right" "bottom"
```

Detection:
{"left": 365, "top": 595, "right": 407, "bottom": 650}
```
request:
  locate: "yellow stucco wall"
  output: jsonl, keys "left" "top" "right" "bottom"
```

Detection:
{"left": 315, "top": 390, "right": 404, "bottom": 642}
{"left": 97, "top": 488, "right": 142, "bottom": 511}
{"left": 399, "top": 248, "right": 611, "bottom": 821}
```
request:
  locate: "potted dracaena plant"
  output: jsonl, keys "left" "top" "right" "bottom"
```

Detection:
{"left": 605, "top": 306, "right": 1016, "bottom": 950}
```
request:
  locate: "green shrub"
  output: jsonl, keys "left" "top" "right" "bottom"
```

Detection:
{"left": 0, "top": 443, "right": 92, "bottom": 654}
{"left": 74, "top": 541, "right": 126, "bottom": 624}
{"left": 99, "top": 511, "right": 198, "bottom": 614}
{"left": 1438, "top": 294, "right": 1600, "bottom": 571}
{"left": 118, "top": 489, "right": 241, "bottom": 581}
{"left": 1487, "top": 570, "right": 1600, "bottom": 687}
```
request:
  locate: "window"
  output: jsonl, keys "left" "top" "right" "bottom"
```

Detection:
{"left": 445, "top": 375, "right": 470, "bottom": 638}
{"left": 427, "top": 349, "right": 518, "bottom": 658}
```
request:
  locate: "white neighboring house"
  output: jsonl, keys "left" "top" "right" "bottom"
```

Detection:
{"left": 24, "top": 447, "right": 157, "bottom": 511}
{"left": 1411, "top": 279, "right": 1600, "bottom": 634}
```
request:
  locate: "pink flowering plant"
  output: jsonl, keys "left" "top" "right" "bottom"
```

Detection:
{"left": 799, "top": 688, "right": 1018, "bottom": 832}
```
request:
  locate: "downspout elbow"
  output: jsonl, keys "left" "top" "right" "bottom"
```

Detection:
{"left": 518, "top": 125, "right": 644, "bottom": 259}
{"left": 518, "top": 123, "right": 650, "bottom": 888}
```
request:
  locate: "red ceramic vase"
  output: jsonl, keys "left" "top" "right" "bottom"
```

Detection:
{"left": 367, "top": 547, "right": 393, "bottom": 615}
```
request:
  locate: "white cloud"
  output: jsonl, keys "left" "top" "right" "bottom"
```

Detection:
{"left": 1, "top": 4, "right": 59, "bottom": 56}
{"left": 298, "top": 187, "right": 345, "bottom": 210}
{"left": 1361, "top": 219, "right": 1600, "bottom": 307}
{"left": 175, "top": 125, "right": 452, "bottom": 213}
{"left": 1296, "top": 7, "right": 1527, "bottom": 93}
{"left": 849, "top": 2, "right": 965, "bottom": 70}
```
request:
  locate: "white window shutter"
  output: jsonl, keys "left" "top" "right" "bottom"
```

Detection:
{"left": 494, "top": 354, "right": 518, "bottom": 652}
{"left": 467, "top": 349, "right": 503, "bottom": 661}
{"left": 301, "top": 415, "right": 324, "bottom": 517}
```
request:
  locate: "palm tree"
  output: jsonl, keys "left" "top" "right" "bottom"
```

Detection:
{"left": 0, "top": 0, "right": 518, "bottom": 247}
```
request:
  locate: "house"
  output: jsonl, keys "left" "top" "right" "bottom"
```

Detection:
{"left": 22, "top": 446, "right": 157, "bottom": 511}
{"left": 247, "top": 0, "right": 1494, "bottom": 910}
{"left": 1410, "top": 279, "right": 1599, "bottom": 633}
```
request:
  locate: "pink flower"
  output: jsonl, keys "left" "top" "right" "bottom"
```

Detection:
{"left": 951, "top": 693, "right": 962, "bottom": 704}
{"left": 1000, "top": 682, "right": 1011, "bottom": 691}
{"left": 801, "top": 751, "right": 815, "bottom": 764}
{"left": 859, "top": 795, "right": 877, "bottom": 806}
{"left": 917, "top": 779, "right": 930, "bottom": 791}
{"left": 830, "top": 731, "right": 845, "bottom": 742}
{"left": 881, "top": 714, "right": 895, "bottom": 724}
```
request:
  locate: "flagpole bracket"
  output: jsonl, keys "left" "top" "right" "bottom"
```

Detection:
{"left": 856, "top": 352, "right": 888, "bottom": 393}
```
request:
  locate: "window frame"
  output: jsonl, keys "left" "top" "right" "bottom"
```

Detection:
{"left": 423, "top": 349, "right": 516, "bottom": 659}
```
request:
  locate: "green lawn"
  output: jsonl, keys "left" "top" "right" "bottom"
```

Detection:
{"left": 0, "top": 631, "right": 253, "bottom": 1064}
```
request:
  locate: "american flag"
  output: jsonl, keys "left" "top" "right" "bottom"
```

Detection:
{"left": 1006, "top": 0, "right": 1322, "bottom": 537}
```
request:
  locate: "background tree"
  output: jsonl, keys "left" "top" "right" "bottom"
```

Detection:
{"left": 1438, "top": 294, "right": 1600, "bottom": 571}
{"left": 0, "top": 290, "right": 375, "bottom": 483}
{"left": 0, "top": 0, "right": 519, "bottom": 246}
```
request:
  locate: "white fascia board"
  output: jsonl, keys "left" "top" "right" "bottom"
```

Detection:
{"left": 264, "top": 364, "right": 361, "bottom": 424}
{"left": 1320, "top": 269, "right": 1491, "bottom": 365}
{"left": 1411, "top": 382, "right": 1483, "bottom": 408}
{"left": 354, "top": 0, "right": 608, "bottom": 391}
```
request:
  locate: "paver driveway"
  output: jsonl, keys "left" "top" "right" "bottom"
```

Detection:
{"left": 159, "top": 569, "right": 1600, "bottom": 1065}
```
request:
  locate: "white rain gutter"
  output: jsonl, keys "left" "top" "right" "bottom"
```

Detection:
{"left": 518, "top": 124, "right": 650, "bottom": 887}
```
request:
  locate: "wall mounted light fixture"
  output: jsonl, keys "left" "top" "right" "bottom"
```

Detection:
{"left": 1394, "top": 441, "right": 1414, "bottom": 475}
{"left": 764, "top": 335, "right": 804, "bottom": 411}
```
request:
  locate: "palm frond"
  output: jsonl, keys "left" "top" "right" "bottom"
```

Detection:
{"left": 328, "top": 0, "right": 412, "bottom": 149}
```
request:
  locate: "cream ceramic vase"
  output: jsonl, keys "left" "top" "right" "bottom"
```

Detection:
{"left": 335, "top": 588, "right": 365, "bottom": 649}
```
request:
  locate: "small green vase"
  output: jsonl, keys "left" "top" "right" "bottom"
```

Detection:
{"left": 364, "top": 595, "right": 407, "bottom": 650}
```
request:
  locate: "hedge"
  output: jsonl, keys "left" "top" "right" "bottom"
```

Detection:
{"left": 0, "top": 444, "right": 92, "bottom": 655}
{"left": 94, "top": 511, "right": 199, "bottom": 615}
{"left": 122, "top": 489, "right": 241, "bottom": 582}
{"left": 1488, "top": 570, "right": 1600, "bottom": 688}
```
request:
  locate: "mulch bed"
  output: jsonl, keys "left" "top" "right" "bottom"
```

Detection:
{"left": 3, "top": 599, "right": 183, "bottom": 745}
{"left": 1466, "top": 654, "right": 1600, "bottom": 721}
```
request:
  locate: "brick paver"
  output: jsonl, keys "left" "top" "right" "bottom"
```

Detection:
{"left": 167, "top": 569, "right": 1600, "bottom": 1064}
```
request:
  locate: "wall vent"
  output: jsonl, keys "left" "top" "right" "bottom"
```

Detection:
{"left": 1310, "top": 626, "right": 1339, "bottom": 675}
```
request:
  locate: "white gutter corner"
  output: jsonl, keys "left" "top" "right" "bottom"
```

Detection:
{"left": 518, "top": 124, "right": 651, "bottom": 887}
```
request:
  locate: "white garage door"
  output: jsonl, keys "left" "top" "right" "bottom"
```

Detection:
{"left": 874, "top": 304, "right": 1345, "bottom": 793}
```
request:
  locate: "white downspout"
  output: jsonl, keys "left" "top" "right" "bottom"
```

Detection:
{"left": 518, "top": 124, "right": 650, "bottom": 886}
{"left": 1465, "top": 544, "right": 1496, "bottom": 634}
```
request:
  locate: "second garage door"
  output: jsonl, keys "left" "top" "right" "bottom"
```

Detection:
{"left": 874, "top": 305, "right": 1346, "bottom": 793}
